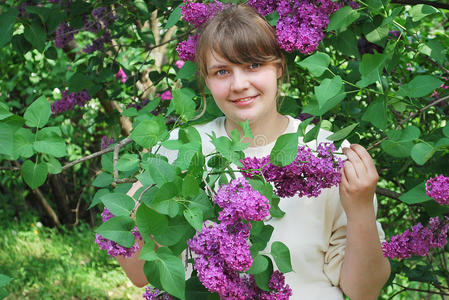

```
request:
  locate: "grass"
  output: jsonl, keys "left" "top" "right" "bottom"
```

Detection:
{"left": 0, "top": 220, "right": 144, "bottom": 300}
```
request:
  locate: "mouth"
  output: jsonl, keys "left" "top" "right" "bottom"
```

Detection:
{"left": 230, "top": 95, "right": 258, "bottom": 104}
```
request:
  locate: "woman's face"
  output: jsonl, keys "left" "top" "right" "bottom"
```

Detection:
{"left": 204, "top": 51, "right": 282, "bottom": 126}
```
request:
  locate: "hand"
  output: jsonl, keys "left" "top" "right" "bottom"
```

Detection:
{"left": 339, "top": 144, "right": 379, "bottom": 219}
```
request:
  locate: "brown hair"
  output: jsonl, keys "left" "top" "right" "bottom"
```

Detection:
{"left": 195, "top": 4, "right": 285, "bottom": 81}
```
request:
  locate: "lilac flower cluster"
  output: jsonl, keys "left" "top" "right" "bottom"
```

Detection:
{"left": 142, "top": 286, "right": 172, "bottom": 300}
{"left": 188, "top": 178, "right": 291, "bottom": 299}
{"left": 55, "top": 22, "right": 74, "bottom": 48}
{"left": 177, "top": 0, "right": 358, "bottom": 58}
{"left": 382, "top": 216, "right": 449, "bottom": 259}
{"left": 82, "top": 7, "right": 116, "bottom": 53}
{"left": 158, "top": 90, "right": 173, "bottom": 101}
{"left": 115, "top": 68, "right": 128, "bottom": 83}
{"left": 426, "top": 175, "right": 449, "bottom": 205}
{"left": 101, "top": 136, "right": 114, "bottom": 150}
{"left": 176, "top": 34, "right": 199, "bottom": 61}
{"left": 95, "top": 207, "right": 142, "bottom": 259}
{"left": 240, "top": 143, "right": 344, "bottom": 198}
{"left": 51, "top": 89, "right": 91, "bottom": 114}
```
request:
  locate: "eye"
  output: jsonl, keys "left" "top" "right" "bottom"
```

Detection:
{"left": 249, "top": 63, "right": 261, "bottom": 70}
{"left": 216, "top": 69, "right": 229, "bottom": 76}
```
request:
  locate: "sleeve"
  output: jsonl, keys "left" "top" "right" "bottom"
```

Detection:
{"left": 322, "top": 193, "right": 386, "bottom": 286}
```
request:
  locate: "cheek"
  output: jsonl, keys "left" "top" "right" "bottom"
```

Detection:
{"left": 207, "top": 79, "right": 228, "bottom": 101}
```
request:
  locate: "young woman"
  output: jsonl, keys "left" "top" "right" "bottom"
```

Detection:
{"left": 119, "top": 4, "right": 390, "bottom": 299}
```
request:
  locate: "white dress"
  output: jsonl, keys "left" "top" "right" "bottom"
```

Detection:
{"left": 129, "top": 115, "right": 386, "bottom": 300}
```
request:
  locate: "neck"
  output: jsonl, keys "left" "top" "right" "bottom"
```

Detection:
{"left": 225, "top": 113, "right": 288, "bottom": 147}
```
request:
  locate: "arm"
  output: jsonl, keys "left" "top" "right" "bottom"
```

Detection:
{"left": 339, "top": 144, "right": 391, "bottom": 300}
{"left": 116, "top": 181, "right": 149, "bottom": 287}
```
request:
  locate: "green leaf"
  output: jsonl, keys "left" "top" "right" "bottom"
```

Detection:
{"left": 238, "top": 119, "right": 254, "bottom": 139}
{"left": 271, "top": 241, "right": 293, "bottom": 273}
{"left": 399, "top": 182, "right": 432, "bottom": 204}
{"left": 186, "top": 276, "right": 220, "bottom": 300}
{"left": 315, "top": 76, "right": 343, "bottom": 109}
{"left": 46, "top": 156, "right": 62, "bottom": 174}
{"left": 302, "top": 88, "right": 345, "bottom": 116}
{"left": 399, "top": 75, "right": 443, "bottom": 98}
{"left": 418, "top": 40, "right": 447, "bottom": 65}
{"left": 247, "top": 255, "right": 269, "bottom": 275}
{"left": 183, "top": 207, "right": 203, "bottom": 231}
{"left": 116, "top": 153, "right": 139, "bottom": 171}
{"left": 172, "top": 88, "right": 196, "bottom": 121}
{"left": 362, "top": 97, "right": 389, "bottom": 130}
{"left": 89, "top": 189, "right": 109, "bottom": 209}
{"left": 0, "top": 8, "right": 18, "bottom": 48}
{"left": 327, "top": 123, "right": 358, "bottom": 141}
{"left": 0, "top": 102, "right": 13, "bottom": 120}
{"left": 21, "top": 160, "right": 48, "bottom": 189}
{"left": 130, "top": 118, "right": 161, "bottom": 148}
{"left": 0, "top": 274, "right": 13, "bottom": 288}
{"left": 365, "top": 25, "right": 389, "bottom": 45}
{"left": 444, "top": 124, "right": 449, "bottom": 138}
{"left": 298, "top": 52, "right": 331, "bottom": 77}
{"left": 270, "top": 132, "right": 298, "bottom": 166}
{"left": 0, "top": 123, "right": 14, "bottom": 157}
{"left": 139, "top": 240, "right": 157, "bottom": 261}
{"left": 134, "top": 0, "right": 149, "bottom": 15}
{"left": 33, "top": 131, "right": 67, "bottom": 157}
{"left": 250, "top": 223, "right": 274, "bottom": 253}
{"left": 209, "top": 134, "right": 245, "bottom": 167}
{"left": 23, "top": 96, "right": 51, "bottom": 128}
{"left": 381, "top": 140, "right": 414, "bottom": 158}
{"left": 386, "top": 126, "right": 421, "bottom": 142}
{"left": 68, "top": 72, "right": 93, "bottom": 93}
{"left": 100, "top": 193, "right": 135, "bottom": 216}
{"left": 176, "top": 61, "right": 199, "bottom": 80}
{"left": 303, "top": 122, "right": 321, "bottom": 143}
{"left": 92, "top": 172, "right": 113, "bottom": 187}
{"left": 23, "top": 20, "right": 46, "bottom": 52}
{"left": 165, "top": 4, "right": 182, "bottom": 29}
{"left": 142, "top": 157, "right": 176, "bottom": 187}
{"left": 136, "top": 204, "right": 168, "bottom": 238}
{"left": 436, "top": 137, "right": 449, "bottom": 149}
{"left": 152, "top": 181, "right": 181, "bottom": 217}
{"left": 409, "top": 4, "right": 439, "bottom": 22}
{"left": 253, "top": 256, "right": 273, "bottom": 291}
{"left": 410, "top": 143, "right": 435, "bottom": 165}
{"left": 95, "top": 216, "right": 135, "bottom": 248}
{"left": 155, "top": 247, "right": 186, "bottom": 300}
{"left": 44, "top": 46, "right": 58, "bottom": 60}
{"left": 189, "top": 190, "right": 214, "bottom": 220}
{"left": 335, "top": 29, "right": 359, "bottom": 58}
{"left": 13, "top": 127, "right": 34, "bottom": 158}
{"left": 328, "top": 6, "right": 360, "bottom": 32}
{"left": 182, "top": 174, "right": 200, "bottom": 198}
{"left": 356, "top": 53, "right": 388, "bottom": 88}
{"left": 153, "top": 217, "right": 190, "bottom": 246}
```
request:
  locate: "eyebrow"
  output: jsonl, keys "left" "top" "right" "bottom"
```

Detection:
{"left": 207, "top": 64, "right": 228, "bottom": 72}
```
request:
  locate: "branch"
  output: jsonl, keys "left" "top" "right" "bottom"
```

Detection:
{"left": 392, "top": 283, "right": 449, "bottom": 296}
{"left": 376, "top": 187, "right": 401, "bottom": 200}
{"left": 367, "top": 94, "right": 449, "bottom": 151}
{"left": 33, "top": 188, "right": 61, "bottom": 227}
{"left": 62, "top": 137, "right": 132, "bottom": 171}
{"left": 404, "top": 44, "right": 449, "bottom": 74}
{"left": 391, "top": 0, "right": 449, "bottom": 10}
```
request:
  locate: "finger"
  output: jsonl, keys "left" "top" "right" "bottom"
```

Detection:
{"left": 343, "top": 160, "right": 358, "bottom": 184}
{"left": 350, "top": 144, "right": 377, "bottom": 174}
{"left": 340, "top": 167, "right": 349, "bottom": 188}
{"left": 343, "top": 147, "right": 365, "bottom": 177}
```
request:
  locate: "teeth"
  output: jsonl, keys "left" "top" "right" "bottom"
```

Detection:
{"left": 234, "top": 97, "right": 254, "bottom": 102}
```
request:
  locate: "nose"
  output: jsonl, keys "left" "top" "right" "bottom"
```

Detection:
{"left": 230, "top": 69, "right": 250, "bottom": 92}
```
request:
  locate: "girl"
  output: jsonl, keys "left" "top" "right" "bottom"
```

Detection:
{"left": 119, "top": 4, "right": 390, "bottom": 299}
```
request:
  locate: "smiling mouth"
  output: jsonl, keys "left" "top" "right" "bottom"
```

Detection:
{"left": 230, "top": 95, "right": 258, "bottom": 103}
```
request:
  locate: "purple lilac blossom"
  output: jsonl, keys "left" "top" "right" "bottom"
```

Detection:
{"left": 247, "top": 0, "right": 277, "bottom": 16}
{"left": 175, "top": 60, "right": 185, "bottom": 69}
{"left": 240, "top": 143, "right": 344, "bottom": 198}
{"left": 51, "top": 89, "right": 91, "bottom": 114}
{"left": 181, "top": 0, "right": 228, "bottom": 29}
{"left": 142, "top": 286, "right": 173, "bottom": 300}
{"left": 115, "top": 68, "right": 128, "bottom": 83}
{"left": 55, "top": 22, "right": 74, "bottom": 48}
{"left": 382, "top": 216, "right": 449, "bottom": 259}
{"left": 126, "top": 99, "right": 150, "bottom": 111}
{"left": 101, "top": 136, "right": 114, "bottom": 150}
{"left": 176, "top": 34, "right": 199, "bottom": 61}
{"left": 188, "top": 177, "right": 291, "bottom": 299}
{"left": 213, "top": 177, "right": 270, "bottom": 224}
{"left": 94, "top": 207, "right": 142, "bottom": 259}
{"left": 159, "top": 90, "right": 173, "bottom": 101}
{"left": 426, "top": 175, "right": 449, "bottom": 205}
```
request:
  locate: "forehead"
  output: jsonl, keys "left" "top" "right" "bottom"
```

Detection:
{"left": 206, "top": 50, "right": 232, "bottom": 69}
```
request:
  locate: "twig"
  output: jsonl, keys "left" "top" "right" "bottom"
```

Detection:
{"left": 131, "top": 184, "right": 155, "bottom": 216}
{"left": 376, "top": 187, "right": 402, "bottom": 200}
{"left": 367, "top": 94, "right": 449, "bottom": 151}
{"left": 0, "top": 166, "right": 20, "bottom": 171}
{"left": 62, "top": 137, "right": 132, "bottom": 171}
{"left": 404, "top": 45, "right": 449, "bottom": 75}
{"left": 33, "top": 188, "right": 61, "bottom": 227}
{"left": 113, "top": 143, "right": 120, "bottom": 184}
{"left": 390, "top": 0, "right": 449, "bottom": 10}
{"left": 73, "top": 176, "right": 95, "bottom": 226}
{"left": 392, "top": 282, "right": 449, "bottom": 296}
